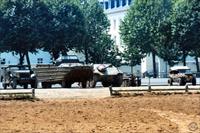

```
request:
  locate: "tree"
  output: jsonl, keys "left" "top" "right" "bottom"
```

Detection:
{"left": 78, "top": 0, "right": 119, "bottom": 64}
{"left": 155, "top": 12, "right": 181, "bottom": 66}
{"left": 0, "top": 0, "right": 52, "bottom": 65}
{"left": 121, "top": 0, "right": 173, "bottom": 77}
{"left": 0, "top": 10, "right": 7, "bottom": 52}
{"left": 171, "top": 0, "right": 200, "bottom": 67}
{"left": 41, "top": 3, "right": 86, "bottom": 61}
{"left": 122, "top": 47, "right": 145, "bottom": 73}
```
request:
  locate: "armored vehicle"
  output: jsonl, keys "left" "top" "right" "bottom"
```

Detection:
{"left": 1, "top": 65, "right": 37, "bottom": 89}
{"left": 33, "top": 55, "right": 93, "bottom": 88}
{"left": 122, "top": 74, "right": 141, "bottom": 87}
{"left": 89, "top": 64, "right": 123, "bottom": 87}
{"left": 168, "top": 66, "right": 196, "bottom": 86}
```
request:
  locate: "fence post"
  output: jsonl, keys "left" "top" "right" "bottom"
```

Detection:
{"left": 148, "top": 85, "right": 151, "bottom": 92}
{"left": 185, "top": 84, "right": 189, "bottom": 93}
{"left": 109, "top": 86, "right": 113, "bottom": 96}
{"left": 32, "top": 88, "right": 35, "bottom": 98}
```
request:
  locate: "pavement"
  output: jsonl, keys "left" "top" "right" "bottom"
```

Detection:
{"left": 35, "top": 88, "right": 110, "bottom": 99}
{"left": 0, "top": 78, "right": 200, "bottom": 99}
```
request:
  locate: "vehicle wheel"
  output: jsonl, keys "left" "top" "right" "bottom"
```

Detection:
{"left": 112, "top": 75, "right": 123, "bottom": 87}
{"left": 42, "top": 82, "right": 51, "bottom": 88}
{"left": 61, "top": 81, "right": 67, "bottom": 88}
{"left": 179, "top": 78, "right": 185, "bottom": 86}
{"left": 23, "top": 84, "right": 28, "bottom": 89}
{"left": 2, "top": 83, "right": 7, "bottom": 89}
{"left": 11, "top": 78, "right": 17, "bottom": 89}
{"left": 89, "top": 80, "right": 96, "bottom": 88}
{"left": 66, "top": 83, "right": 71, "bottom": 88}
{"left": 168, "top": 78, "right": 173, "bottom": 86}
{"left": 192, "top": 78, "right": 196, "bottom": 85}
{"left": 89, "top": 75, "right": 98, "bottom": 88}
{"left": 81, "top": 81, "right": 87, "bottom": 88}
{"left": 136, "top": 78, "right": 141, "bottom": 86}
{"left": 31, "top": 80, "right": 38, "bottom": 88}
{"left": 102, "top": 81, "right": 111, "bottom": 87}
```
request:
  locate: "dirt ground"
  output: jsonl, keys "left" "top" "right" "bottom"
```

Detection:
{"left": 0, "top": 94, "right": 199, "bottom": 133}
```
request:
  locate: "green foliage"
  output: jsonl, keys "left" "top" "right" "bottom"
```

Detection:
{"left": 41, "top": 3, "right": 85, "bottom": 60}
{"left": 0, "top": 10, "right": 6, "bottom": 52}
{"left": 0, "top": 0, "right": 51, "bottom": 64}
{"left": 156, "top": 20, "right": 181, "bottom": 66}
{"left": 78, "top": 0, "right": 119, "bottom": 65}
{"left": 0, "top": 0, "right": 120, "bottom": 65}
{"left": 120, "top": 0, "right": 172, "bottom": 71}
{"left": 171, "top": 0, "right": 200, "bottom": 65}
{"left": 0, "top": 0, "right": 86, "bottom": 62}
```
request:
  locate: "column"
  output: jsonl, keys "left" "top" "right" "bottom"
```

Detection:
{"left": 114, "top": 0, "right": 117, "bottom": 8}
{"left": 126, "top": 0, "right": 129, "bottom": 6}
{"left": 109, "top": 0, "right": 112, "bottom": 9}
{"left": 120, "top": 0, "right": 123, "bottom": 7}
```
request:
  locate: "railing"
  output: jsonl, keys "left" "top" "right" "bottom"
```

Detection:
{"left": 0, "top": 88, "right": 35, "bottom": 98}
{"left": 109, "top": 85, "right": 200, "bottom": 96}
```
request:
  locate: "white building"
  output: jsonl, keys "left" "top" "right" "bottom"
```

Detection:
{"left": 0, "top": 50, "right": 52, "bottom": 65}
{"left": 99, "top": 0, "right": 198, "bottom": 77}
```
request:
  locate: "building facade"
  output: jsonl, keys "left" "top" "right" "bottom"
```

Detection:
{"left": 0, "top": 50, "right": 52, "bottom": 65}
{"left": 99, "top": 0, "right": 198, "bottom": 77}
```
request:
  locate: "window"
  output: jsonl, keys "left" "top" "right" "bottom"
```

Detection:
{"left": 100, "top": 2, "right": 104, "bottom": 8}
{"left": 122, "top": 0, "right": 126, "bottom": 6}
{"left": 105, "top": 1, "right": 109, "bottom": 9}
{"left": 111, "top": 0, "right": 115, "bottom": 8}
{"left": 37, "top": 58, "right": 43, "bottom": 64}
{"left": 128, "top": 0, "right": 132, "bottom": 5}
{"left": 116, "top": 0, "right": 120, "bottom": 7}
{"left": 1, "top": 58, "right": 5, "bottom": 64}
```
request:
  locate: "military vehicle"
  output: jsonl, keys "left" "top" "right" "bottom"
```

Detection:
{"left": 168, "top": 66, "right": 196, "bottom": 86}
{"left": 89, "top": 64, "right": 123, "bottom": 87}
{"left": 1, "top": 65, "right": 37, "bottom": 89}
{"left": 33, "top": 55, "right": 93, "bottom": 88}
{"left": 122, "top": 74, "right": 141, "bottom": 87}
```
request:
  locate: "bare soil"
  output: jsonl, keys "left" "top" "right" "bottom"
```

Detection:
{"left": 0, "top": 94, "right": 200, "bottom": 133}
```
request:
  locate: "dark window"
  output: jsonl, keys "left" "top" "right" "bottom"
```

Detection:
{"left": 111, "top": 0, "right": 115, "bottom": 8}
{"left": 128, "top": 0, "right": 132, "bottom": 5}
{"left": 100, "top": 2, "right": 104, "bottom": 8}
{"left": 122, "top": 0, "right": 126, "bottom": 6}
{"left": 116, "top": 0, "right": 120, "bottom": 7}
{"left": 105, "top": 1, "right": 109, "bottom": 9}
{"left": 37, "top": 58, "right": 43, "bottom": 64}
{"left": 1, "top": 58, "right": 5, "bottom": 64}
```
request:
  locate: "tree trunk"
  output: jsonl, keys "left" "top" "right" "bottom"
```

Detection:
{"left": 51, "top": 50, "right": 60, "bottom": 64}
{"left": 84, "top": 46, "right": 88, "bottom": 64}
{"left": 195, "top": 56, "right": 200, "bottom": 72}
{"left": 183, "top": 51, "right": 187, "bottom": 66}
{"left": 26, "top": 52, "right": 31, "bottom": 69}
{"left": 19, "top": 52, "right": 25, "bottom": 65}
{"left": 83, "top": 34, "right": 89, "bottom": 64}
{"left": 131, "top": 65, "right": 133, "bottom": 74}
{"left": 152, "top": 52, "right": 157, "bottom": 78}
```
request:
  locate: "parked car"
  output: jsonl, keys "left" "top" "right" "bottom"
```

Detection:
{"left": 168, "top": 66, "right": 196, "bottom": 86}
{"left": 1, "top": 65, "right": 37, "bottom": 89}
